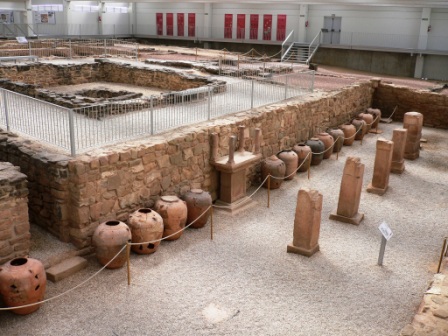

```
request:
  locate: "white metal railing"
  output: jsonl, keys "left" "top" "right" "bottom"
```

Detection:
{"left": 307, "top": 31, "right": 322, "bottom": 64}
{"left": 0, "top": 71, "right": 314, "bottom": 155}
{"left": 281, "top": 30, "right": 295, "bottom": 62}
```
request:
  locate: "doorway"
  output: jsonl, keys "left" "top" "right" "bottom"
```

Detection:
{"left": 322, "top": 16, "right": 341, "bottom": 44}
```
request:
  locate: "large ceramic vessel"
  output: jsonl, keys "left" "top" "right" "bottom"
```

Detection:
{"left": 367, "top": 108, "right": 381, "bottom": 129}
{"left": 351, "top": 117, "right": 368, "bottom": 141}
{"left": 183, "top": 189, "right": 212, "bottom": 229}
{"left": 316, "top": 132, "right": 334, "bottom": 159}
{"left": 305, "top": 138, "right": 325, "bottom": 166}
{"left": 261, "top": 155, "right": 286, "bottom": 189}
{"left": 155, "top": 196, "right": 188, "bottom": 241}
{"left": 359, "top": 113, "right": 374, "bottom": 132}
{"left": 92, "top": 220, "right": 131, "bottom": 269}
{"left": 340, "top": 123, "right": 356, "bottom": 146}
{"left": 277, "top": 150, "right": 298, "bottom": 180}
{"left": 128, "top": 208, "right": 164, "bottom": 254}
{"left": 0, "top": 257, "right": 47, "bottom": 315}
{"left": 327, "top": 128, "right": 344, "bottom": 153}
{"left": 292, "top": 143, "right": 312, "bottom": 172}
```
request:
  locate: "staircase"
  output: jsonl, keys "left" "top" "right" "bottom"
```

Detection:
{"left": 282, "top": 43, "right": 310, "bottom": 63}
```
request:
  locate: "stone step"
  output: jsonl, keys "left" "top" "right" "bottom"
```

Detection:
{"left": 46, "top": 256, "right": 88, "bottom": 282}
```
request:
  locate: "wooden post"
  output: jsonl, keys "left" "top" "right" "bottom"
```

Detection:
{"left": 196, "top": 47, "right": 198, "bottom": 61}
{"left": 267, "top": 175, "right": 271, "bottom": 208}
{"left": 210, "top": 206, "right": 214, "bottom": 240}
{"left": 126, "top": 243, "right": 131, "bottom": 286}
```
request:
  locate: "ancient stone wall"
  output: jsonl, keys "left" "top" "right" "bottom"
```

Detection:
{"left": 373, "top": 82, "right": 448, "bottom": 129}
{"left": 0, "top": 162, "right": 30, "bottom": 264}
{"left": 0, "top": 81, "right": 373, "bottom": 248}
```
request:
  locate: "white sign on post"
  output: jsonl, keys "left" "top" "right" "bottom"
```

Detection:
{"left": 379, "top": 221, "right": 393, "bottom": 241}
{"left": 16, "top": 36, "right": 28, "bottom": 44}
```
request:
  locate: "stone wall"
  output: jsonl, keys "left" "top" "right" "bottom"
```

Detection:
{"left": 0, "top": 81, "right": 374, "bottom": 248}
{"left": 373, "top": 82, "right": 448, "bottom": 129}
{"left": 0, "top": 162, "right": 30, "bottom": 264}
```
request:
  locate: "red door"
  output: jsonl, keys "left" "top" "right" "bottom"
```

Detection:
{"left": 224, "top": 14, "right": 233, "bottom": 39}
{"left": 250, "top": 14, "right": 258, "bottom": 39}
{"left": 177, "top": 13, "right": 184, "bottom": 37}
{"left": 263, "top": 14, "right": 272, "bottom": 41}
{"left": 188, "top": 13, "right": 195, "bottom": 37}
{"left": 156, "top": 13, "right": 163, "bottom": 35}
{"left": 277, "top": 14, "right": 286, "bottom": 40}
{"left": 237, "top": 14, "right": 245, "bottom": 39}
{"left": 166, "top": 13, "right": 173, "bottom": 36}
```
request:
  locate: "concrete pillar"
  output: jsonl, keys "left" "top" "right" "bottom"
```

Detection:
{"left": 414, "top": 8, "right": 431, "bottom": 78}
{"left": 329, "top": 157, "right": 364, "bottom": 225}
{"left": 298, "top": 5, "right": 308, "bottom": 42}
{"left": 25, "top": 0, "right": 34, "bottom": 37}
{"left": 367, "top": 139, "right": 394, "bottom": 195}
{"left": 287, "top": 188, "right": 322, "bottom": 257}
{"left": 129, "top": 2, "right": 136, "bottom": 36}
{"left": 391, "top": 128, "right": 407, "bottom": 174}
{"left": 203, "top": 3, "right": 212, "bottom": 39}
{"left": 99, "top": 1, "right": 105, "bottom": 36}
{"left": 403, "top": 112, "right": 423, "bottom": 160}
{"left": 414, "top": 55, "right": 425, "bottom": 79}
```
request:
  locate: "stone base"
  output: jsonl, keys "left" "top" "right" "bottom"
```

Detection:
{"left": 404, "top": 152, "right": 419, "bottom": 160}
{"left": 329, "top": 210, "right": 364, "bottom": 225}
{"left": 46, "top": 256, "right": 88, "bottom": 282}
{"left": 287, "top": 243, "right": 319, "bottom": 257}
{"left": 369, "top": 129, "right": 383, "bottom": 134}
{"left": 366, "top": 183, "right": 388, "bottom": 195}
{"left": 391, "top": 160, "right": 405, "bottom": 174}
{"left": 214, "top": 196, "right": 258, "bottom": 215}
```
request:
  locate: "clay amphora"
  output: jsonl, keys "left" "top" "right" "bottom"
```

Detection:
{"left": 316, "top": 132, "right": 334, "bottom": 159}
{"left": 155, "top": 196, "right": 188, "bottom": 241}
{"left": 277, "top": 150, "right": 298, "bottom": 180}
{"left": 92, "top": 220, "right": 131, "bottom": 269}
{"left": 261, "top": 155, "right": 286, "bottom": 189}
{"left": 359, "top": 113, "right": 374, "bottom": 132}
{"left": 351, "top": 117, "right": 367, "bottom": 140}
{"left": 183, "top": 189, "right": 212, "bottom": 229}
{"left": 327, "top": 128, "right": 344, "bottom": 153}
{"left": 128, "top": 208, "right": 164, "bottom": 254}
{"left": 0, "top": 257, "right": 47, "bottom": 315}
{"left": 340, "top": 123, "right": 356, "bottom": 146}
{"left": 305, "top": 138, "right": 325, "bottom": 166}
{"left": 292, "top": 143, "right": 312, "bottom": 172}
{"left": 367, "top": 108, "right": 381, "bottom": 129}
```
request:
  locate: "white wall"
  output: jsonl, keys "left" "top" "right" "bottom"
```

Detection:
{"left": 427, "top": 9, "right": 448, "bottom": 50}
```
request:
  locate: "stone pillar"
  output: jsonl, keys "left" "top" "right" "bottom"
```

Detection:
{"left": 329, "top": 157, "right": 364, "bottom": 225}
{"left": 403, "top": 112, "right": 423, "bottom": 160}
{"left": 287, "top": 188, "right": 322, "bottom": 257}
{"left": 367, "top": 139, "right": 394, "bottom": 195}
{"left": 391, "top": 128, "right": 407, "bottom": 174}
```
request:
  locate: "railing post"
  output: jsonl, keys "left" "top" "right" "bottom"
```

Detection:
{"left": 68, "top": 109, "right": 76, "bottom": 156}
{"left": 150, "top": 96, "right": 154, "bottom": 135}
{"left": 2, "top": 90, "right": 10, "bottom": 132}
{"left": 251, "top": 80, "right": 254, "bottom": 109}
{"left": 69, "top": 39, "right": 72, "bottom": 59}
{"left": 28, "top": 42, "right": 31, "bottom": 56}
{"left": 284, "top": 75, "right": 288, "bottom": 99}
{"left": 207, "top": 86, "right": 212, "bottom": 120}
{"left": 104, "top": 39, "right": 107, "bottom": 56}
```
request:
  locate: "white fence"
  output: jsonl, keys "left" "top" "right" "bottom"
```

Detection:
{"left": 0, "top": 71, "right": 314, "bottom": 155}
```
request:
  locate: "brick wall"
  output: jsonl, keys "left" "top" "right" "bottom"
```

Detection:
{"left": 0, "top": 162, "right": 30, "bottom": 264}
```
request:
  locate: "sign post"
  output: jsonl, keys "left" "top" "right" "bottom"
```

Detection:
{"left": 378, "top": 221, "right": 393, "bottom": 266}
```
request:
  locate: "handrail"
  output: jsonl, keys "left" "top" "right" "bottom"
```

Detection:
{"left": 281, "top": 30, "right": 294, "bottom": 62}
{"left": 306, "top": 30, "right": 321, "bottom": 65}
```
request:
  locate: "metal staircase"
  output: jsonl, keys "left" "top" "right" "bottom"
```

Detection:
{"left": 281, "top": 31, "right": 321, "bottom": 65}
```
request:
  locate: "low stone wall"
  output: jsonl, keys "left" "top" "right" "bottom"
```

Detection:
{"left": 0, "top": 162, "right": 30, "bottom": 264}
{"left": 0, "top": 81, "right": 374, "bottom": 248}
{"left": 373, "top": 82, "right": 448, "bottom": 129}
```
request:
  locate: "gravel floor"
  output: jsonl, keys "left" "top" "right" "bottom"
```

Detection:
{"left": 1, "top": 121, "right": 447, "bottom": 336}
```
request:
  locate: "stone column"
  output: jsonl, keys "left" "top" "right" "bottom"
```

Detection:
{"left": 329, "top": 157, "right": 364, "bottom": 225}
{"left": 367, "top": 139, "right": 394, "bottom": 195}
{"left": 403, "top": 112, "right": 423, "bottom": 160}
{"left": 287, "top": 188, "right": 322, "bottom": 257}
{"left": 391, "top": 128, "right": 407, "bottom": 174}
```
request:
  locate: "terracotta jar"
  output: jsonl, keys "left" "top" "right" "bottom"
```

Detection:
{"left": 261, "top": 155, "right": 286, "bottom": 189}
{"left": 306, "top": 138, "right": 325, "bottom": 166}
{"left": 351, "top": 117, "right": 368, "bottom": 141}
{"left": 0, "top": 257, "right": 46, "bottom": 315}
{"left": 292, "top": 143, "right": 312, "bottom": 172}
{"left": 277, "top": 150, "right": 298, "bottom": 180}
{"left": 183, "top": 189, "right": 212, "bottom": 229}
{"left": 367, "top": 108, "right": 381, "bottom": 129}
{"left": 340, "top": 123, "right": 356, "bottom": 146}
{"left": 92, "top": 220, "right": 131, "bottom": 269}
{"left": 359, "top": 113, "right": 374, "bottom": 132}
{"left": 128, "top": 208, "right": 164, "bottom": 254}
{"left": 327, "top": 128, "right": 344, "bottom": 153}
{"left": 316, "top": 132, "right": 335, "bottom": 159}
{"left": 155, "top": 196, "right": 188, "bottom": 241}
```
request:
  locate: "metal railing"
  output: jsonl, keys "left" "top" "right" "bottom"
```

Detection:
{"left": 281, "top": 30, "right": 295, "bottom": 62}
{"left": 0, "top": 71, "right": 314, "bottom": 155}
{"left": 219, "top": 54, "right": 293, "bottom": 78}
{"left": 307, "top": 31, "right": 322, "bottom": 64}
